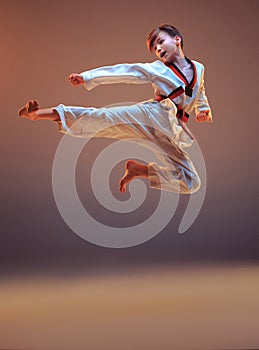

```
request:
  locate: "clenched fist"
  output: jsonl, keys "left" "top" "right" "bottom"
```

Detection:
{"left": 68, "top": 73, "right": 84, "bottom": 87}
{"left": 196, "top": 110, "right": 212, "bottom": 123}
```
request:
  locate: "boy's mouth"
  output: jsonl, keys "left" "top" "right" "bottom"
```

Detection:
{"left": 160, "top": 52, "right": 166, "bottom": 59}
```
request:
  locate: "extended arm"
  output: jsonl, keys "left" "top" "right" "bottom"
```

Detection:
{"left": 68, "top": 61, "right": 177, "bottom": 96}
{"left": 69, "top": 62, "right": 155, "bottom": 90}
{"left": 81, "top": 63, "right": 155, "bottom": 90}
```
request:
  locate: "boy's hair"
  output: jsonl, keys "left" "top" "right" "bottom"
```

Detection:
{"left": 147, "top": 24, "right": 184, "bottom": 52}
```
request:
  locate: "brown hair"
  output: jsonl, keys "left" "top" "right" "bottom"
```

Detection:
{"left": 147, "top": 24, "right": 184, "bottom": 52}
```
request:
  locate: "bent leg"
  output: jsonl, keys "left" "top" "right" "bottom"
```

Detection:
{"left": 119, "top": 160, "right": 149, "bottom": 193}
{"left": 119, "top": 136, "right": 200, "bottom": 194}
{"left": 146, "top": 131, "right": 201, "bottom": 194}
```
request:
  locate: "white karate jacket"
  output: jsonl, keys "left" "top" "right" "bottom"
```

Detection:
{"left": 80, "top": 59, "right": 212, "bottom": 120}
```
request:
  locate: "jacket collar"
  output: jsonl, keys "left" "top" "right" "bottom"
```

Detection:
{"left": 165, "top": 57, "right": 197, "bottom": 89}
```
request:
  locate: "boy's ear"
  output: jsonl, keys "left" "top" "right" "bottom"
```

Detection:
{"left": 175, "top": 35, "right": 181, "bottom": 46}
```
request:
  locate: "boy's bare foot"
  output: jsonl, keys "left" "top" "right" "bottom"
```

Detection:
{"left": 119, "top": 160, "right": 148, "bottom": 193}
{"left": 18, "top": 100, "right": 39, "bottom": 120}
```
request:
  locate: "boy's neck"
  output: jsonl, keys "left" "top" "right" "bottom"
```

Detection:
{"left": 167, "top": 51, "right": 188, "bottom": 69}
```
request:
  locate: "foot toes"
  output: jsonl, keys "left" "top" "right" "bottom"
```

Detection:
{"left": 119, "top": 179, "right": 125, "bottom": 192}
{"left": 120, "top": 185, "right": 125, "bottom": 193}
{"left": 19, "top": 100, "right": 39, "bottom": 118}
{"left": 33, "top": 100, "right": 39, "bottom": 108}
{"left": 27, "top": 100, "right": 39, "bottom": 112}
{"left": 18, "top": 106, "right": 27, "bottom": 117}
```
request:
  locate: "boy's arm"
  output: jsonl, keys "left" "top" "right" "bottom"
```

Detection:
{"left": 68, "top": 61, "right": 189, "bottom": 97}
{"left": 78, "top": 63, "right": 156, "bottom": 90}
{"left": 195, "top": 69, "right": 213, "bottom": 123}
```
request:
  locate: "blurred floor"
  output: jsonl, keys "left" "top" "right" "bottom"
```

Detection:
{"left": 0, "top": 264, "right": 259, "bottom": 350}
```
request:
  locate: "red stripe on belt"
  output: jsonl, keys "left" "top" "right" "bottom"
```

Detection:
{"left": 156, "top": 87, "right": 189, "bottom": 122}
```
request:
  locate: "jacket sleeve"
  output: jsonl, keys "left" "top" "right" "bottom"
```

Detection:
{"left": 80, "top": 62, "right": 155, "bottom": 91}
{"left": 194, "top": 68, "right": 213, "bottom": 120}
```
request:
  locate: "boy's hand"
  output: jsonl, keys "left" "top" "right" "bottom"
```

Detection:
{"left": 68, "top": 73, "right": 84, "bottom": 87}
{"left": 196, "top": 110, "right": 212, "bottom": 123}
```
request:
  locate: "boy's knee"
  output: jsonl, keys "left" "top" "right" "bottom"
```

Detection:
{"left": 180, "top": 175, "right": 201, "bottom": 194}
{"left": 191, "top": 176, "right": 201, "bottom": 193}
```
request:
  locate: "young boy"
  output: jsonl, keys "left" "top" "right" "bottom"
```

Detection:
{"left": 19, "top": 24, "right": 212, "bottom": 194}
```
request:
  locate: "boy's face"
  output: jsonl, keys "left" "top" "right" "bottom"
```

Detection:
{"left": 152, "top": 31, "right": 181, "bottom": 63}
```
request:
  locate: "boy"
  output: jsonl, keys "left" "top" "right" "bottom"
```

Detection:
{"left": 19, "top": 24, "right": 212, "bottom": 194}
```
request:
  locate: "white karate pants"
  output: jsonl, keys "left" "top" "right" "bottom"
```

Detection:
{"left": 54, "top": 99, "right": 200, "bottom": 193}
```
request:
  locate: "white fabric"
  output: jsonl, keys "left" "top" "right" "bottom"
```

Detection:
{"left": 80, "top": 60, "right": 212, "bottom": 119}
{"left": 54, "top": 59, "right": 211, "bottom": 193}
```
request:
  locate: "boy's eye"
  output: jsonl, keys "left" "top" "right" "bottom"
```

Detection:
{"left": 154, "top": 39, "right": 164, "bottom": 51}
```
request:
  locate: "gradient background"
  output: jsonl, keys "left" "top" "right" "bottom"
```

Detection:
{"left": 0, "top": 0, "right": 259, "bottom": 349}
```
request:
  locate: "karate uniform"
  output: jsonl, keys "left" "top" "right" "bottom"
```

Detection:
{"left": 54, "top": 59, "right": 212, "bottom": 193}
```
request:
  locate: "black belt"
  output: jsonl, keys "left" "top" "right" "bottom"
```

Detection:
{"left": 175, "top": 104, "right": 189, "bottom": 123}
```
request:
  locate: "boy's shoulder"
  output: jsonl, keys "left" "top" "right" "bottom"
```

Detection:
{"left": 150, "top": 58, "right": 205, "bottom": 70}
{"left": 191, "top": 59, "right": 205, "bottom": 70}
{"left": 146, "top": 59, "right": 206, "bottom": 76}
{"left": 149, "top": 60, "right": 166, "bottom": 67}
{"left": 145, "top": 60, "right": 172, "bottom": 72}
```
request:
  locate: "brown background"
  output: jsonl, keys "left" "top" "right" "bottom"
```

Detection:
{"left": 0, "top": 0, "right": 259, "bottom": 348}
